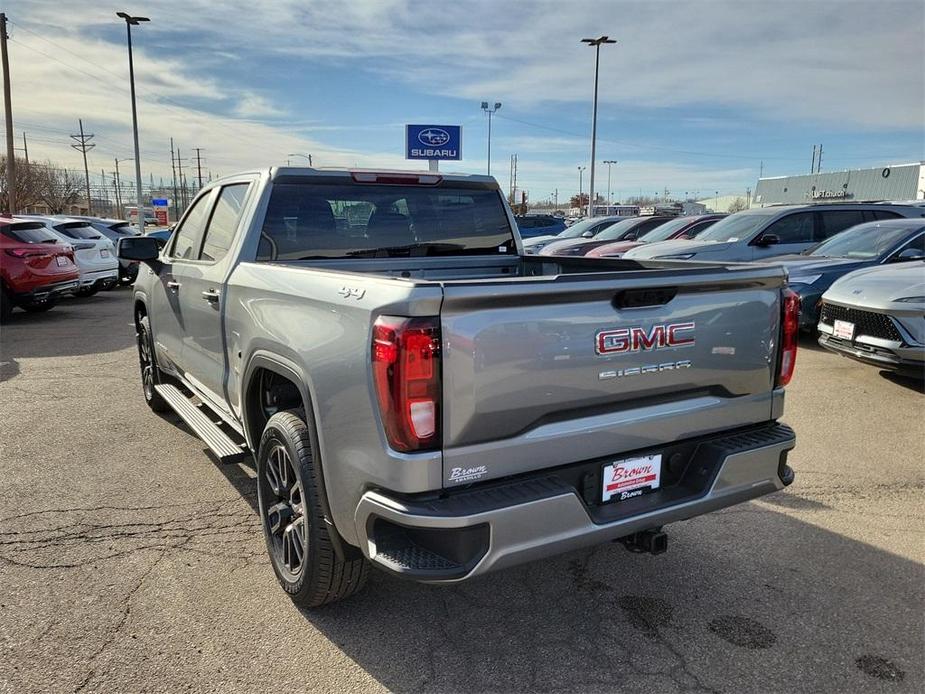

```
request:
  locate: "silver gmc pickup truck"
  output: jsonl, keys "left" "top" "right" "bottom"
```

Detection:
{"left": 118, "top": 167, "right": 798, "bottom": 607}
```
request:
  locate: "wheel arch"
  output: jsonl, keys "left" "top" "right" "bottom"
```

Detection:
{"left": 242, "top": 352, "right": 358, "bottom": 559}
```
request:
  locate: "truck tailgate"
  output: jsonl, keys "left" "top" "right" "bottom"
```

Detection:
{"left": 440, "top": 265, "right": 784, "bottom": 487}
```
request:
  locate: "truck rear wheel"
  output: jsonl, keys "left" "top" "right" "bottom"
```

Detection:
{"left": 256, "top": 409, "right": 368, "bottom": 607}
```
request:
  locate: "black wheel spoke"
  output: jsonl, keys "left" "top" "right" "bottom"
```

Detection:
{"left": 260, "top": 442, "right": 308, "bottom": 578}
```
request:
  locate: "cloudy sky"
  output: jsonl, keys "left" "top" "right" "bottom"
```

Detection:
{"left": 4, "top": 0, "right": 924, "bottom": 203}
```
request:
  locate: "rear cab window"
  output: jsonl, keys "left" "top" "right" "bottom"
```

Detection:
{"left": 199, "top": 183, "right": 251, "bottom": 262}
{"left": 257, "top": 179, "right": 515, "bottom": 260}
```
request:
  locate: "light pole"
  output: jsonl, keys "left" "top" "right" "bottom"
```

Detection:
{"left": 288, "top": 152, "right": 313, "bottom": 166}
{"left": 480, "top": 101, "right": 501, "bottom": 176}
{"left": 117, "top": 11, "right": 149, "bottom": 234}
{"left": 577, "top": 166, "right": 586, "bottom": 216}
{"left": 603, "top": 160, "right": 617, "bottom": 206}
{"left": 581, "top": 36, "right": 616, "bottom": 219}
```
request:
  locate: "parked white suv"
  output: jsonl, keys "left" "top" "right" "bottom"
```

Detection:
{"left": 18, "top": 216, "right": 118, "bottom": 296}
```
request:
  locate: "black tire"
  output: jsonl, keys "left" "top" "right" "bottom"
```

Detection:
{"left": 0, "top": 286, "right": 12, "bottom": 322}
{"left": 257, "top": 409, "right": 368, "bottom": 608}
{"left": 136, "top": 315, "right": 169, "bottom": 412}
{"left": 21, "top": 298, "right": 57, "bottom": 313}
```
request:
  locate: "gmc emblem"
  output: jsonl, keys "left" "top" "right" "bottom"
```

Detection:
{"left": 596, "top": 322, "right": 695, "bottom": 355}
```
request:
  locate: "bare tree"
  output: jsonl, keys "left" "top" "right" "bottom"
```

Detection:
{"left": 0, "top": 156, "right": 43, "bottom": 212}
{"left": 36, "top": 163, "right": 82, "bottom": 214}
{"left": 727, "top": 197, "right": 748, "bottom": 213}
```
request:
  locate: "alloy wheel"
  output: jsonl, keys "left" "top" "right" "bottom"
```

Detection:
{"left": 262, "top": 443, "right": 307, "bottom": 579}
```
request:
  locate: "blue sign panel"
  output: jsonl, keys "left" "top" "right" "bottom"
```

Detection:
{"left": 151, "top": 198, "right": 169, "bottom": 206}
{"left": 405, "top": 124, "right": 462, "bottom": 161}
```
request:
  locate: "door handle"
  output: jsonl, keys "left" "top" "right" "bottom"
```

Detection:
{"left": 167, "top": 280, "right": 181, "bottom": 291}
{"left": 201, "top": 289, "right": 220, "bottom": 303}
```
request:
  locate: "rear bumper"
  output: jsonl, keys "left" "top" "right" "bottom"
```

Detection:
{"left": 13, "top": 278, "right": 80, "bottom": 302}
{"left": 78, "top": 268, "right": 118, "bottom": 288}
{"left": 354, "top": 422, "right": 796, "bottom": 582}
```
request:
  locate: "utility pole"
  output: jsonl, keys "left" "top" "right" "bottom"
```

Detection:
{"left": 746, "top": 187, "right": 752, "bottom": 208}
{"left": 816, "top": 144, "right": 823, "bottom": 173}
{"left": 112, "top": 165, "right": 123, "bottom": 213}
{"left": 578, "top": 166, "right": 586, "bottom": 214}
{"left": 194, "top": 147, "right": 203, "bottom": 189}
{"left": 554, "top": 188, "right": 558, "bottom": 209}
{"left": 20, "top": 131, "right": 27, "bottom": 163}
{"left": 170, "top": 138, "right": 179, "bottom": 221}
{"left": 1, "top": 13, "right": 15, "bottom": 214}
{"left": 71, "top": 119, "right": 95, "bottom": 214}
{"left": 759, "top": 160, "right": 764, "bottom": 178}
{"left": 581, "top": 35, "right": 616, "bottom": 219}
{"left": 511, "top": 154, "right": 518, "bottom": 208}
{"left": 603, "top": 160, "right": 617, "bottom": 206}
{"left": 176, "top": 147, "right": 187, "bottom": 207}
{"left": 811, "top": 145, "right": 816, "bottom": 174}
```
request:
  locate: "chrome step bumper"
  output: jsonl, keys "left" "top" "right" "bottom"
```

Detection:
{"left": 355, "top": 423, "right": 796, "bottom": 582}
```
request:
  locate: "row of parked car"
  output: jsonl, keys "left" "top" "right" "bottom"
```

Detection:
{"left": 523, "top": 202, "right": 925, "bottom": 376}
{"left": 0, "top": 214, "right": 143, "bottom": 320}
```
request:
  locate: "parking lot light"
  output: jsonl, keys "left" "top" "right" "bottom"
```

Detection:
{"left": 581, "top": 36, "right": 616, "bottom": 218}
{"left": 480, "top": 101, "right": 501, "bottom": 176}
{"left": 117, "top": 11, "right": 150, "bottom": 235}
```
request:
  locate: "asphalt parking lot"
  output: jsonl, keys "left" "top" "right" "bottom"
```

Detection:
{"left": 0, "top": 289, "right": 922, "bottom": 693}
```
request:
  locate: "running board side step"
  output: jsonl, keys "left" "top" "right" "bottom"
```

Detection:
{"left": 155, "top": 384, "right": 246, "bottom": 463}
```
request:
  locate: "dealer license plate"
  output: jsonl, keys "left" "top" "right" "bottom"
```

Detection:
{"left": 56, "top": 256, "right": 68, "bottom": 266}
{"left": 100, "top": 249, "right": 110, "bottom": 258}
{"left": 602, "top": 454, "right": 662, "bottom": 503}
{"left": 833, "top": 319, "right": 855, "bottom": 341}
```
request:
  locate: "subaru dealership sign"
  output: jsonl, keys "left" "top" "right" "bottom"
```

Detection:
{"left": 405, "top": 124, "right": 462, "bottom": 161}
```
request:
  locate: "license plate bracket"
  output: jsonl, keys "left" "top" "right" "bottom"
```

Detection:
{"left": 602, "top": 454, "right": 662, "bottom": 503}
{"left": 833, "top": 319, "right": 855, "bottom": 341}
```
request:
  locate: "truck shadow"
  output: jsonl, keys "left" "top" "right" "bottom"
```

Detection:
{"left": 296, "top": 500, "right": 922, "bottom": 692}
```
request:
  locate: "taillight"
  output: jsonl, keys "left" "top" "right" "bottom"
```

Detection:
{"left": 4, "top": 247, "right": 49, "bottom": 259}
{"left": 776, "top": 288, "right": 800, "bottom": 387}
{"left": 371, "top": 316, "right": 441, "bottom": 452}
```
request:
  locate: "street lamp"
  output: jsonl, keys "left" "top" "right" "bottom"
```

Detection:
{"left": 480, "top": 101, "right": 501, "bottom": 176}
{"left": 577, "top": 166, "right": 586, "bottom": 216}
{"left": 117, "top": 11, "right": 149, "bottom": 234}
{"left": 581, "top": 36, "right": 616, "bottom": 219}
{"left": 603, "top": 160, "right": 617, "bottom": 206}
{"left": 288, "top": 152, "right": 313, "bottom": 166}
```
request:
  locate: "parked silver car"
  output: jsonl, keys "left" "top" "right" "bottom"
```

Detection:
{"left": 18, "top": 215, "right": 118, "bottom": 296}
{"left": 817, "top": 261, "right": 925, "bottom": 376}
{"left": 623, "top": 204, "right": 923, "bottom": 262}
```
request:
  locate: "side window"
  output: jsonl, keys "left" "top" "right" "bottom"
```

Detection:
{"left": 684, "top": 220, "right": 715, "bottom": 238}
{"left": 635, "top": 218, "right": 667, "bottom": 236}
{"left": 897, "top": 233, "right": 925, "bottom": 254}
{"left": 820, "top": 210, "right": 866, "bottom": 239}
{"left": 170, "top": 193, "right": 213, "bottom": 260}
{"left": 199, "top": 184, "right": 250, "bottom": 262}
{"left": 867, "top": 209, "right": 902, "bottom": 221}
{"left": 764, "top": 212, "right": 815, "bottom": 244}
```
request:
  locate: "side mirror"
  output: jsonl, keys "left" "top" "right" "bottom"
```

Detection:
{"left": 893, "top": 247, "right": 925, "bottom": 262}
{"left": 581, "top": 230, "right": 594, "bottom": 238}
{"left": 757, "top": 233, "right": 780, "bottom": 247}
{"left": 117, "top": 236, "right": 161, "bottom": 265}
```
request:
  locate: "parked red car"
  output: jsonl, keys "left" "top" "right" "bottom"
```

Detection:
{"left": 585, "top": 214, "right": 727, "bottom": 258}
{"left": 0, "top": 216, "right": 80, "bottom": 320}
